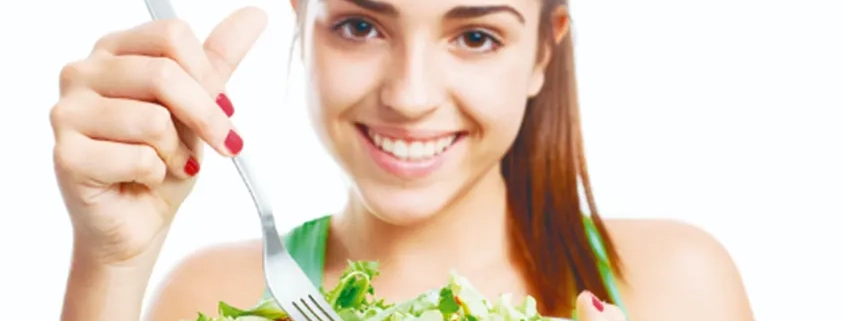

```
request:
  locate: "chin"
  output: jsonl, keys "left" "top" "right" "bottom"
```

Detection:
{"left": 352, "top": 182, "right": 454, "bottom": 226}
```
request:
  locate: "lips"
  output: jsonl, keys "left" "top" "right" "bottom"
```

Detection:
{"left": 366, "top": 130, "right": 458, "bottom": 161}
{"left": 356, "top": 124, "right": 464, "bottom": 161}
{"left": 355, "top": 124, "right": 466, "bottom": 179}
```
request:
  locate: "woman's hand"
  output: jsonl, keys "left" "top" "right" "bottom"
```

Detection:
{"left": 50, "top": 7, "right": 267, "bottom": 268}
{"left": 575, "top": 291, "right": 627, "bottom": 321}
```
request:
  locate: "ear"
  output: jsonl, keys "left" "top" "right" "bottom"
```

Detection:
{"left": 527, "top": 6, "right": 571, "bottom": 97}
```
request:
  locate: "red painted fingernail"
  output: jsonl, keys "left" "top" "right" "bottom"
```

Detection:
{"left": 184, "top": 157, "right": 200, "bottom": 176}
{"left": 216, "top": 93, "right": 234, "bottom": 117}
{"left": 225, "top": 130, "right": 243, "bottom": 155}
{"left": 591, "top": 294, "right": 605, "bottom": 312}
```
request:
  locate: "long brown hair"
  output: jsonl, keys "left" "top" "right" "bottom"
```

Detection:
{"left": 501, "top": 0, "right": 623, "bottom": 316}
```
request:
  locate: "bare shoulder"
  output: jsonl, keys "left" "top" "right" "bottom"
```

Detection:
{"left": 144, "top": 239, "right": 265, "bottom": 321}
{"left": 603, "top": 219, "right": 755, "bottom": 321}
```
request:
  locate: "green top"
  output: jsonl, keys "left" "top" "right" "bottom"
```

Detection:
{"left": 264, "top": 214, "right": 627, "bottom": 317}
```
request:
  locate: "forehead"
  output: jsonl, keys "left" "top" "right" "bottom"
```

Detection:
{"left": 323, "top": 0, "right": 542, "bottom": 22}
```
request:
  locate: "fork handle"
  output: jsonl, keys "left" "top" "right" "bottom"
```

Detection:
{"left": 232, "top": 155, "right": 275, "bottom": 219}
{"left": 143, "top": 0, "right": 177, "bottom": 19}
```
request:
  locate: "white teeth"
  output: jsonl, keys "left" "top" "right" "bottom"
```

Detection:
{"left": 408, "top": 141, "right": 424, "bottom": 159}
{"left": 393, "top": 140, "right": 409, "bottom": 159}
{"left": 367, "top": 130, "right": 458, "bottom": 161}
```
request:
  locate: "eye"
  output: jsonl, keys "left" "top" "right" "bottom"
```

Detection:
{"left": 453, "top": 29, "right": 502, "bottom": 53}
{"left": 333, "top": 18, "right": 381, "bottom": 41}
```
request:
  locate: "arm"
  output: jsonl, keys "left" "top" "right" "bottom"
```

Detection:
{"left": 61, "top": 246, "right": 156, "bottom": 321}
{"left": 143, "top": 240, "right": 265, "bottom": 321}
{"left": 610, "top": 220, "right": 755, "bottom": 321}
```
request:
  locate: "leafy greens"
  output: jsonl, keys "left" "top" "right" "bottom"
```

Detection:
{"left": 190, "top": 261, "right": 551, "bottom": 321}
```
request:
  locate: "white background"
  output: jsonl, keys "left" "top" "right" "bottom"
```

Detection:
{"left": 0, "top": 0, "right": 843, "bottom": 320}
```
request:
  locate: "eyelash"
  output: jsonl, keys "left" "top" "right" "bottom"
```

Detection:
{"left": 330, "top": 17, "right": 504, "bottom": 53}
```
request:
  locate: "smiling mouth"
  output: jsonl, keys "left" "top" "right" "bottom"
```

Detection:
{"left": 356, "top": 124, "right": 465, "bottom": 162}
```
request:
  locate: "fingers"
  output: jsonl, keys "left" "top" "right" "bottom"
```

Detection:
{"left": 87, "top": 15, "right": 253, "bottom": 156}
{"left": 54, "top": 132, "right": 167, "bottom": 188}
{"left": 61, "top": 55, "right": 241, "bottom": 157}
{"left": 574, "top": 291, "right": 626, "bottom": 321}
{"left": 93, "top": 18, "right": 220, "bottom": 94}
{"left": 58, "top": 9, "right": 265, "bottom": 162}
{"left": 203, "top": 6, "right": 268, "bottom": 81}
{"left": 51, "top": 92, "right": 198, "bottom": 179}
{"left": 93, "top": 7, "right": 268, "bottom": 90}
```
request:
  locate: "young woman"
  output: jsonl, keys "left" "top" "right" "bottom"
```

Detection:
{"left": 51, "top": 0, "right": 754, "bottom": 320}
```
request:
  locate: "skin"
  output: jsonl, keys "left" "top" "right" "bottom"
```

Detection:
{"left": 150, "top": 0, "right": 755, "bottom": 319}
{"left": 51, "top": 0, "right": 754, "bottom": 321}
{"left": 145, "top": 220, "right": 752, "bottom": 321}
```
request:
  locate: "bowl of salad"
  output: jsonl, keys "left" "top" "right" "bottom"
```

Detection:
{"left": 189, "top": 261, "right": 568, "bottom": 321}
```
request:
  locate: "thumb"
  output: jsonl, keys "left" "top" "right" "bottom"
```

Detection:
{"left": 203, "top": 6, "right": 269, "bottom": 82}
{"left": 574, "top": 291, "right": 605, "bottom": 321}
{"left": 574, "top": 291, "right": 627, "bottom": 321}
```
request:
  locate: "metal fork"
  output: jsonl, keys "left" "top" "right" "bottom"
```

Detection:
{"left": 231, "top": 154, "right": 342, "bottom": 321}
{"left": 142, "top": 2, "right": 342, "bottom": 321}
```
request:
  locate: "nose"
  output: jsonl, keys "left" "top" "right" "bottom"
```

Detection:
{"left": 379, "top": 42, "right": 445, "bottom": 120}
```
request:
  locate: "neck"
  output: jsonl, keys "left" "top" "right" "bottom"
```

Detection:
{"left": 333, "top": 166, "right": 511, "bottom": 274}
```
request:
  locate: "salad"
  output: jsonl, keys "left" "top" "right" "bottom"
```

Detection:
{"left": 191, "top": 261, "right": 551, "bottom": 321}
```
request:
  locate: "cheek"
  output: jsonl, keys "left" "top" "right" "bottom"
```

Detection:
{"left": 448, "top": 54, "right": 534, "bottom": 145}
{"left": 308, "top": 33, "right": 386, "bottom": 153}
{"left": 310, "top": 33, "right": 384, "bottom": 120}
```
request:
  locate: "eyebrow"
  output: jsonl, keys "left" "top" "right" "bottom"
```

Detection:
{"left": 340, "top": 0, "right": 526, "bottom": 24}
{"left": 445, "top": 5, "right": 525, "bottom": 24}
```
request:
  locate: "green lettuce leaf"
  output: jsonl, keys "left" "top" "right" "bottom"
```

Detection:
{"left": 187, "top": 261, "right": 555, "bottom": 321}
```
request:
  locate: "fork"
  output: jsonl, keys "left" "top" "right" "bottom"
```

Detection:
{"left": 231, "top": 153, "right": 342, "bottom": 321}
{"left": 141, "top": 1, "right": 343, "bottom": 321}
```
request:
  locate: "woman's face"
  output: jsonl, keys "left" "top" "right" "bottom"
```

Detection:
{"left": 301, "top": 0, "right": 551, "bottom": 225}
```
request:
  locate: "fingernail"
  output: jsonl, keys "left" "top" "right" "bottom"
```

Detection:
{"left": 216, "top": 93, "right": 234, "bottom": 117}
{"left": 225, "top": 130, "right": 243, "bottom": 155}
{"left": 591, "top": 293, "right": 605, "bottom": 312}
{"left": 184, "top": 157, "right": 200, "bottom": 176}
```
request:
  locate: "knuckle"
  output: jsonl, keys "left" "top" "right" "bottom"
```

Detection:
{"left": 158, "top": 19, "right": 194, "bottom": 51}
{"left": 49, "top": 94, "right": 87, "bottom": 130}
{"left": 52, "top": 141, "right": 83, "bottom": 175}
{"left": 91, "top": 32, "right": 115, "bottom": 53}
{"left": 143, "top": 106, "right": 175, "bottom": 144}
{"left": 51, "top": 88, "right": 102, "bottom": 128}
{"left": 58, "top": 60, "right": 88, "bottom": 90}
{"left": 133, "top": 145, "right": 165, "bottom": 180}
{"left": 49, "top": 100, "right": 71, "bottom": 129}
{"left": 146, "top": 57, "right": 182, "bottom": 90}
